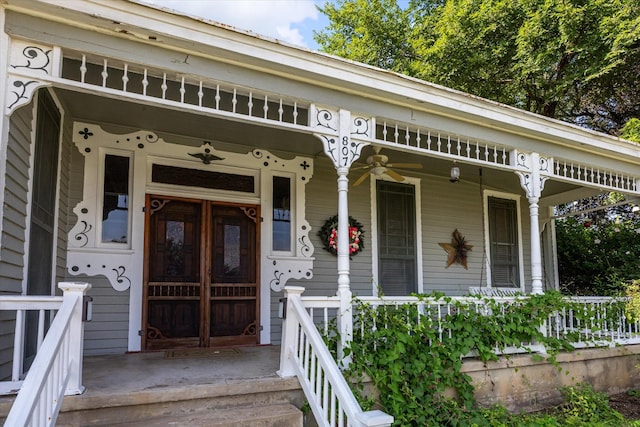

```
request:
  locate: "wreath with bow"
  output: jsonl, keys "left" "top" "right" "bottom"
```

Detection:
{"left": 318, "top": 215, "right": 365, "bottom": 257}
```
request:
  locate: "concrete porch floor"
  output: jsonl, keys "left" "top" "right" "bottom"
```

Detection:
{"left": 1, "top": 345, "right": 305, "bottom": 422}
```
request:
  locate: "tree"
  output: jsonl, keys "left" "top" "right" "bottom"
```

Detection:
{"left": 315, "top": 0, "right": 640, "bottom": 134}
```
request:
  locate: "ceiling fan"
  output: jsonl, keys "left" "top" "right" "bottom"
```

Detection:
{"left": 352, "top": 147, "right": 422, "bottom": 186}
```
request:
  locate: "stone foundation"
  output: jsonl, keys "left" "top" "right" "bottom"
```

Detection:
{"left": 462, "top": 344, "right": 640, "bottom": 412}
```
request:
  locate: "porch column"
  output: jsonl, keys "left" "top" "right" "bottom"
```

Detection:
{"left": 514, "top": 152, "right": 550, "bottom": 294}
{"left": 313, "top": 107, "right": 368, "bottom": 366}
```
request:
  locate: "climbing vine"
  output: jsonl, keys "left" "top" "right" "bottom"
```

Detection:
{"left": 331, "top": 292, "right": 628, "bottom": 426}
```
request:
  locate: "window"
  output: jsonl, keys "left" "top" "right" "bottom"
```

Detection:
{"left": 376, "top": 181, "right": 417, "bottom": 296}
{"left": 102, "top": 154, "right": 130, "bottom": 244}
{"left": 272, "top": 176, "right": 291, "bottom": 252}
{"left": 486, "top": 194, "right": 522, "bottom": 287}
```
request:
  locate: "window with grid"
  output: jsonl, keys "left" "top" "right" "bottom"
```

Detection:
{"left": 377, "top": 181, "right": 417, "bottom": 296}
{"left": 487, "top": 196, "right": 520, "bottom": 287}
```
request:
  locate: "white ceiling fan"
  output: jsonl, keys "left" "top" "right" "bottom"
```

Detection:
{"left": 352, "top": 147, "right": 422, "bottom": 186}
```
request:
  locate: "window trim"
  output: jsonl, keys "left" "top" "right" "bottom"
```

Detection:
{"left": 97, "top": 148, "right": 133, "bottom": 249}
{"left": 370, "top": 175, "right": 423, "bottom": 295}
{"left": 270, "top": 172, "right": 296, "bottom": 256}
{"left": 483, "top": 189, "right": 525, "bottom": 290}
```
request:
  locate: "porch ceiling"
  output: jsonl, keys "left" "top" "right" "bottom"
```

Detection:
{"left": 55, "top": 89, "right": 586, "bottom": 203}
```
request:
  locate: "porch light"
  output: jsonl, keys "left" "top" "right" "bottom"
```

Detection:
{"left": 450, "top": 162, "right": 460, "bottom": 183}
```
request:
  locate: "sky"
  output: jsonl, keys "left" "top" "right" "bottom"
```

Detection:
{"left": 143, "top": 0, "right": 330, "bottom": 50}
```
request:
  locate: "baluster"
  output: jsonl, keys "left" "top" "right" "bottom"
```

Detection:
{"left": 37, "top": 309, "right": 45, "bottom": 351}
{"left": 467, "top": 140, "right": 471, "bottom": 159}
{"left": 215, "top": 85, "right": 221, "bottom": 109}
{"left": 330, "top": 390, "right": 337, "bottom": 426}
{"left": 198, "top": 81, "right": 203, "bottom": 107}
{"left": 278, "top": 99, "right": 284, "bottom": 122}
{"left": 161, "top": 73, "right": 167, "bottom": 99}
{"left": 484, "top": 144, "right": 489, "bottom": 161}
{"left": 179, "top": 76, "right": 185, "bottom": 103}
{"left": 493, "top": 145, "right": 497, "bottom": 163}
{"left": 322, "top": 375, "right": 329, "bottom": 420}
{"left": 426, "top": 131, "right": 432, "bottom": 151}
{"left": 502, "top": 147, "right": 507, "bottom": 164}
{"left": 457, "top": 137, "right": 461, "bottom": 156}
{"left": 142, "top": 69, "right": 148, "bottom": 96}
{"left": 293, "top": 102, "right": 298, "bottom": 124}
{"left": 80, "top": 55, "right": 87, "bottom": 83}
{"left": 437, "top": 133, "right": 442, "bottom": 152}
{"left": 248, "top": 91, "right": 253, "bottom": 116}
{"left": 232, "top": 88, "right": 237, "bottom": 113}
{"left": 382, "top": 122, "right": 388, "bottom": 141}
{"left": 416, "top": 130, "right": 422, "bottom": 148}
{"left": 475, "top": 142, "right": 480, "bottom": 160}
{"left": 263, "top": 95, "right": 269, "bottom": 119}
{"left": 101, "top": 59, "right": 108, "bottom": 87}
{"left": 405, "top": 126, "right": 410, "bottom": 146}
{"left": 122, "top": 63, "right": 129, "bottom": 92}
{"left": 394, "top": 124, "right": 399, "bottom": 144}
{"left": 447, "top": 136, "right": 451, "bottom": 154}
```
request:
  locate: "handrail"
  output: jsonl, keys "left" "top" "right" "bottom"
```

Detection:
{"left": 278, "top": 287, "right": 393, "bottom": 427}
{"left": 4, "top": 282, "right": 91, "bottom": 427}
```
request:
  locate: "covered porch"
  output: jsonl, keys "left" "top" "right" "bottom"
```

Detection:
{"left": 2, "top": 1, "right": 640, "bottom": 425}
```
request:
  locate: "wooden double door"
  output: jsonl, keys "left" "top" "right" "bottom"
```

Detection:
{"left": 143, "top": 196, "right": 260, "bottom": 350}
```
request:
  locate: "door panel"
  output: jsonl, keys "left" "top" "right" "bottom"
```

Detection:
{"left": 144, "top": 197, "right": 259, "bottom": 350}
{"left": 145, "top": 198, "right": 203, "bottom": 349}
{"left": 209, "top": 205, "right": 258, "bottom": 346}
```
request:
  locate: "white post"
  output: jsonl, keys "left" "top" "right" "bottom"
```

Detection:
{"left": 515, "top": 152, "right": 548, "bottom": 295}
{"left": 313, "top": 107, "right": 368, "bottom": 367}
{"left": 58, "top": 281, "right": 91, "bottom": 395}
{"left": 336, "top": 166, "right": 353, "bottom": 366}
{"left": 278, "top": 286, "right": 305, "bottom": 378}
{"left": 528, "top": 196, "right": 544, "bottom": 294}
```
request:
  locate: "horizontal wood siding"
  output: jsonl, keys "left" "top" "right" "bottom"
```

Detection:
{"left": 80, "top": 276, "right": 130, "bottom": 355}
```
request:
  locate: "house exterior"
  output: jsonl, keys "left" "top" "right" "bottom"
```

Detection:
{"left": 1, "top": 0, "right": 639, "bottom": 379}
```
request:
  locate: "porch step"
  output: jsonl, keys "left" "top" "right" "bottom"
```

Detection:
{"left": 53, "top": 377, "right": 306, "bottom": 427}
{"left": 102, "top": 403, "right": 302, "bottom": 427}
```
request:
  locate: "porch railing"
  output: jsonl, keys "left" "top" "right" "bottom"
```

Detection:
{"left": 299, "top": 294, "right": 640, "bottom": 359}
{"left": 278, "top": 287, "right": 393, "bottom": 427}
{"left": 2, "top": 282, "right": 91, "bottom": 427}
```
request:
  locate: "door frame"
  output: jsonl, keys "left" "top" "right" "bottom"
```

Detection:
{"left": 142, "top": 194, "right": 261, "bottom": 350}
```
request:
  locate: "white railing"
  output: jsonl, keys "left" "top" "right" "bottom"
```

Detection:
{"left": 0, "top": 296, "right": 63, "bottom": 395}
{"left": 278, "top": 287, "right": 393, "bottom": 427}
{"left": 300, "top": 294, "right": 640, "bottom": 359}
{"left": 3, "top": 282, "right": 91, "bottom": 427}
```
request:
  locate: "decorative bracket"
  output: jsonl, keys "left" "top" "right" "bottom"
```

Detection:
{"left": 6, "top": 41, "right": 54, "bottom": 114}
{"left": 513, "top": 151, "right": 551, "bottom": 199}
{"left": 311, "top": 106, "right": 369, "bottom": 169}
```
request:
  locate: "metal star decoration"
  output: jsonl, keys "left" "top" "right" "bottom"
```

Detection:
{"left": 438, "top": 229, "right": 473, "bottom": 269}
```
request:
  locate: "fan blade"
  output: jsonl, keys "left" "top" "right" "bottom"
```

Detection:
{"left": 385, "top": 168, "right": 405, "bottom": 182}
{"left": 386, "top": 163, "right": 422, "bottom": 169}
{"left": 352, "top": 171, "right": 371, "bottom": 186}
